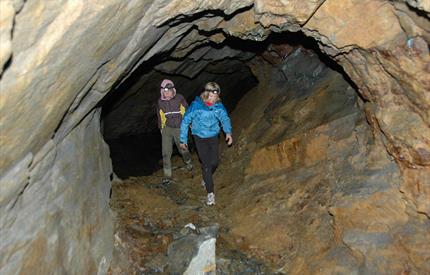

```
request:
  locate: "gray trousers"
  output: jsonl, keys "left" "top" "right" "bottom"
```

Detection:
{"left": 161, "top": 127, "right": 192, "bottom": 178}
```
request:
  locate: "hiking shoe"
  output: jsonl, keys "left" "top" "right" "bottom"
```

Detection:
{"left": 186, "top": 162, "right": 193, "bottom": 171}
{"left": 161, "top": 177, "right": 172, "bottom": 185}
{"left": 206, "top": 192, "right": 215, "bottom": 206}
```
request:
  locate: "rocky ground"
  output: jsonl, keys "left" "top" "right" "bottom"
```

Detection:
{"left": 108, "top": 153, "right": 275, "bottom": 274}
{"left": 107, "top": 49, "right": 430, "bottom": 274}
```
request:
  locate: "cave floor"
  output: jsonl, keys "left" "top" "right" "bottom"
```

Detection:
{"left": 109, "top": 153, "right": 274, "bottom": 274}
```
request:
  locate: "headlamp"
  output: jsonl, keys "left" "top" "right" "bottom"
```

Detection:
{"left": 205, "top": 89, "right": 220, "bottom": 94}
{"left": 162, "top": 83, "right": 175, "bottom": 91}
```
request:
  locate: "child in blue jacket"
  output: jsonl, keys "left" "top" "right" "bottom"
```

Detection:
{"left": 180, "top": 82, "right": 233, "bottom": 205}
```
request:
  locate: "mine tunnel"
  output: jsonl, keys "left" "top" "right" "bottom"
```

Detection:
{"left": 0, "top": 1, "right": 429, "bottom": 275}
{"left": 101, "top": 32, "right": 348, "bottom": 179}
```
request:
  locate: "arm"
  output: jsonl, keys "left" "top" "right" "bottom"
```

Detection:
{"left": 178, "top": 94, "right": 188, "bottom": 117}
{"left": 156, "top": 102, "right": 161, "bottom": 129}
{"left": 216, "top": 104, "right": 233, "bottom": 145}
{"left": 179, "top": 94, "right": 188, "bottom": 108}
{"left": 180, "top": 103, "right": 195, "bottom": 144}
{"left": 217, "top": 104, "right": 232, "bottom": 135}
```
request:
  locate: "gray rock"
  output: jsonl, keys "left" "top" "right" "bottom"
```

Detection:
{"left": 0, "top": 152, "right": 32, "bottom": 211}
{"left": 406, "top": 0, "right": 430, "bottom": 12}
{"left": 0, "top": 110, "right": 114, "bottom": 275}
{"left": 184, "top": 238, "right": 216, "bottom": 275}
{"left": 167, "top": 225, "right": 218, "bottom": 274}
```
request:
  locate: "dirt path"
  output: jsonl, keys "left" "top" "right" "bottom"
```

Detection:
{"left": 108, "top": 154, "right": 273, "bottom": 274}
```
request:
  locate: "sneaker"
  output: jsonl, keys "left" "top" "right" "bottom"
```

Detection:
{"left": 161, "top": 177, "right": 172, "bottom": 185}
{"left": 206, "top": 193, "right": 215, "bottom": 206}
{"left": 201, "top": 180, "right": 206, "bottom": 189}
{"left": 186, "top": 162, "right": 193, "bottom": 171}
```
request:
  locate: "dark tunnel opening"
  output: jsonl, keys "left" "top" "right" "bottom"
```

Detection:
{"left": 100, "top": 30, "right": 360, "bottom": 179}
{"left": 100, "top": 62, "right": 259, "bottom": 178}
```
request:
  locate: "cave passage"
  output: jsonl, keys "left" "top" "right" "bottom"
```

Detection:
{"left": 1, "top": 1, "right": 429, "bottom": 274}
{"left": 102, "top": 31, "right": 367, "bottom": 273}
{"left": 101, "top": 32, "right": 356, "bottom": 179}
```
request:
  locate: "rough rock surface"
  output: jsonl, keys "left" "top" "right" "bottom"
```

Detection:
{"left": 216, "top": 50, "right": 430, "bottom": 274}
{"left": 0, "top": 110, "right": 114, "bottom": 274}
{"left": 108, "top": 48, "right": 429, "bottom": 274}
{"left": 109, "top": 163, "right": 274, "bottom": 274}
{"left": 167, "top": 225, "right": 217, "bottom": 275}
{"left": 0, "top": 0, "right": 428, "bottom": 273}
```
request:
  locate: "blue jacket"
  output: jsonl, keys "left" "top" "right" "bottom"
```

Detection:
{"left": 180, "top": 96, "right": 232, "bottom": 144}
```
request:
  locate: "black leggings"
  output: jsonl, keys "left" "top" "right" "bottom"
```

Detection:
{"left": 193, "top": 135, "right": 219, "bottom": 193}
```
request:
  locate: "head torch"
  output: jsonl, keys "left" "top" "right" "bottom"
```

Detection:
{"left": 205, "top": 88, "right": 220, "bottom": 94}
{"left": 162, "top": 83, "right": 175, "bottom": 91}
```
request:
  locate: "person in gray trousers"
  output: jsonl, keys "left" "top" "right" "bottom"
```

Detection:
{"left": 157, "top": 79, "right": 193, "bottom": 184}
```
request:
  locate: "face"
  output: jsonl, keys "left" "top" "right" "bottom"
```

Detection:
{"left": 163, "top": 88, "right": 174, "bottom": 98}
{"left": 206, "top": 92, "right": 219, "bottom": 104}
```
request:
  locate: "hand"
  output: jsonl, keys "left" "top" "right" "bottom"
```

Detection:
{"left": 180, "top": 143, "right": 188, "bottom": 150}
{"left": 225, "top": 134, "right": 233, "bottom": 146}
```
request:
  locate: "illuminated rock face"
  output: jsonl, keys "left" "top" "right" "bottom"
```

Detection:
{"left": 218, "top": 50, "right": 429, "bottom": 274}
{"left": 0, "top": 110, "right": 114, "bottom": 275}
{"left": 0, "top": 0, "right": 428, "bottom": 274}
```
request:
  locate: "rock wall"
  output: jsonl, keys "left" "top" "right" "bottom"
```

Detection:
{"left": 0, "top": 0, "right": 428, "bottom": 273}
{"left": 0, "top": 110, "right": 114, "bottom": 274}
{"left": 0, "top": 2, "right": 166, "bottom": 273}
{"left": 0, "top": 0, "right": 169, "bottom": 175}
{"left": 301, "top": 0, "right": 430, "bottom": 218}
{"left": 217, "top": 50, "right": 430, "bottom": 274}
{"left": 171, "top": 0, "right": 430, "bottom": 218}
